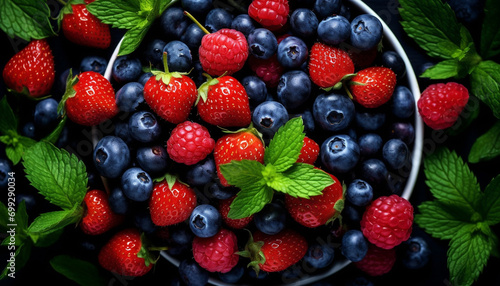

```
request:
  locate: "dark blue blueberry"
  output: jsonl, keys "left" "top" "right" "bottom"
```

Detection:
{"left": 381, "top": 51, "right": 406, "bottom": 80}
{"left": 304, "top": 242, "right": 335, "bottom": 269}
{"left": 134, "top": 210, "right": 157, "bottom": 234}
{"left": 170, "top": 224, "right": 195, "bottom": 246}
{"left": 128, "top": 111, "right": 162, "bottom": 143}
{"left": 277, "top": 70, "right": 311, "bottom": 111}
{"left": 204, "top": 8, "right": 234, "bottom": 32}
{"left": 136, "top": 145, "right": 169, "bottom": 175}
{"left": 114, "top": 120, "right": 133, "bottom": 145}
{"left": 389, "top": 122, "right": 415, "bottom": 145}
{"left": 231, "top": 14, "right": 256, "bottom": 37}
{"left": 138, "top": 72, "right": 153, "bottom": 86}
{"left": 402, "top": 236, "right": 431, "bottom": 269}
{"left": 276, "top": 36, "right": 309, "bottom": 69}
{"left": 252, "top": 101, "right": 289, "bottom": 139}
{"left": 22, "top": 122, "right": 36, "bottom": 139}
{"left": 142, "top": 38, "right": 167, "bottom": 69}
{"left": 79, "top": 55, "right": 108, "bottom": 75}
{"left": 160, "top": 7, "right": 189, "bottom": 39}
{"left": 320, "top": 134, "right": 360, "bottom": 174}
{"left": 254, "top": 203, "right": 287, "bottom": 235}
{"left": 313, "top": 93, "right": 355, "bottom": 132}
{"left": 350, "top": 14, "right": 383, "bottom": 51}
{"left": 182, "top": 0, "right": 213, "bottom": 16}
{"left": 340, "top": 229, "right": 368, "bottom": 262}
{"left": 121, "top": 167, "right": 153, "bottom": 202}
{"left": 112, "top": 55, "right": 142, "bottom": 84}
{"left": 339, "top": 3, "right": 351, "bottom": 20}
{"left": 391, "top": 86, "right": 415, "bottom": 119}
{"left": 180, "top": 23, "right": 205, "bottom": 51}
{"left": 314, "top": 0, "right": 341, "bottom": 19}
{"left": 291, "top": 109, "right": 315, "bottom": 134}
{"left": 207, "top": 181, "right": 237, "bottom": 200}
{"left": 357, "top": 158, "right": 389, "bottom": 190}
{"left": 93, "top": 136, "right": 131, "bottom": 179}
{"left": 248, "top": 269, "right": 268, "bottom": 280}
{"left": 290, "top": 8, "right": 318, "bottom": 39}
{"left": 163, "top": 40, "right": 192, "bottom": 73}
{"left": 178, "top": 259, "right": 210, "bottom": 286}
{"left": 241, "top": 75, "right": 268, "bottom": 107}
{"left": 185, "top": 157, "right": 215, "bottom": 187}
{"left": 116, "top": 82, "right": 144, "bottom": 113}
{"left": 346, "top": 179, "right": 373, "bottom": 207}
{"left": 382, "top": 138, "right": 409, "bottom": 170}
{"left": 317, "top": 15, "right": 350, "bottom": 45}
{"left": 108, "top": 187, "right": 129, "bottom": 215}
{"left": 343, "top": 203, "right": 363, "bottom": 223}
{"left": 218, "top": 262, "right": 244, "bottom": 283}
{"left": 247, "top": 28, "right": 278, "bottom": 60}
{"left": 448, "top": 0, "right": 484, "bottom": 24}
{"left": 358, "top": 133, "right": 383, "bottom": 157}
{"left": 34, "top": 98, "right": 59, "bottom": 132}
{"left": 355, "top": 110, "right": 386, "bottom": 131}
{"left": 189, "top": 204, "right": 222, "bottom": 238}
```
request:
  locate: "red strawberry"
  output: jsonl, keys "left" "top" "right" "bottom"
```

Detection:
{"left": 192, "top": 228, "right": 239, "bottom": 273}
{"left": 64, "top": 70, "right": 118, "bottom": 126}
{"left": 213, "top": 127, "right": 265, "bottom": 187}
{"left": 80, "top": 189, "right": 123, "bottom": 235}
{"left": 308, "top": 42, "right": 355, "bottom": 89}
{"left": 149, "top": 178, "right": 197, "bottom": 226}
{"left": 219, "top": 196, "right": 254, "bottom": 229}
{"left": 349, "top": 66, "right": 397, "bottom": 108}
{"left": 2, "top": 39, "right": 55, "bottom": 97}
{"left": 285, "top": 172, "right": 343, "bottom": 228}
{"left": 98, "top": 228, "right": 154, "bottom": 277}
{"left": 61, "top": 4, "right": 111, "bottom": 49}
{"left": 248, "top": 0, "right": 290, "bottom": 31}
{"left": 166, "top": 121, "right": 215, "bottom": 165}
{"left": 297, "top": 136, "right": 319, "bottom": 164}
{"left": 248, "top": 54, "right": 285, "bottom": 88}
{"left": 197, "top": 75, "right": 252, "bottom": 128}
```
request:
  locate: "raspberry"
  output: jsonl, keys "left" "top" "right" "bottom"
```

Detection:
{"left": 360, "top": 194, "right": 413, "bottom": 249}
{"left": 166, "top": 121, "right": 215, "bottom": 165}
{"left": 417, "top": 82, "right": 469, "bottom": 130}
{"left": 248, "top": 0, "right": 289, "bottom": 31}
{"left": 354, "top": 243, "right": 396, "bottom": 276}
{"left": 192, "top": 228, "right": 239, "bottom": 273}
{"left": 248, "top": 54, "right": 285, "bottom": 88}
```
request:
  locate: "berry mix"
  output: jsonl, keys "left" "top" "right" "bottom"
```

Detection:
{"left": 1, "top": 0, "right": 429, "bottom": 285}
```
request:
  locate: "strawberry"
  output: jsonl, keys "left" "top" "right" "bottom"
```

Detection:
{"left": 285, "top": 172, "right": 344, "bottom": 228}
{"left": 2, "top": 39, "right": 55, "bottom": 97}
{"left": 98, "top": 228, "right": 154, "bottom": 277}
{"left": 197, "top": 75, "right": 252, "bottom": 128}
{"left": 63, "top": 70, "right": 119, "bottom": 126}
{"left": 149, "top": 178, "right": 197, "bottom": 226}
{"left": 297, "top": 136, "right": 319, "bottom": 165}
{"left": 349, "top": 66, "right": 397, "bottom": 108}
{"left": 61, "top": 4, "right": 111, "bottom": 49}
{"left": 248, "top": 0, "right": 290, "bottom": 31}
{"left": 143, "top": 53, "right": 198, "bottom": 124}
{"left": 308, "top": 42, "right": 355, "bottom": 89}
{"left": 213, "top": 127, "right": 265, "bottom": 187}
{"left": 192, "top": 228, "right": 239, "bottom": 273}
{"left": 219, "top": 196, "right": 254, "bottom": 229}
{"left": 80, "top": 189, "right": 123, "bottom": 235}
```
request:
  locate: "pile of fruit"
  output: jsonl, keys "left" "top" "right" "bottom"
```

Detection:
{"left": 0, "top": 0, "right": 431, "bottom": 285}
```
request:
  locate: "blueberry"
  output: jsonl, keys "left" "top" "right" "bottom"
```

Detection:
{"left": 389, "top": 122, "right": 415, "bottom": 145}
{"left": 218, "top": 263, "right": 244, "bottom": 283}
{"left": 317, "top": 15, "right": 350, "bottom": 45}
{"left": 355, "top": 110, "right": 386, "bottom": 131}
{"left": 340, "top": 229, "right": 368, "bottom": 262}
{"left": 358, "top": 133, "right": 383, "bottom": 157}
{"left": 184, "top": 157, "right": 215, "bottom": 187}
{"left": 115, "top": 82, "right": 145, "bottom": 113}
{"left": 304, "top": 242, "right": 335, "bottom": 269}
{"left": 34, "top": 98, "right": 59, "bottom": 132}
{"left": 382, "top": 138, "right": 409, "bottom": 170}
{"left": 252, "top": 101, "right": 289, "bottom": 139}
{"left": 206, "top": 181, "right": 237, "bottom": 200}
{"left": 160, "top": 7, "right": 189, "bottom": 39}
{"left": 314, "top": 0, "right": 341, "bottom": 19}
{"left": 121, "top": 167, "right": 153, "bottom": 202}
{"left": 138, "top": 72, "right": 153, "bottom": 86}
{"left": 128, "top": 111, "right": 162, "bottom": 143}
{"left": 93, "top": 136, "right": 131, "bottom": 179}
{"left": 112, "top": 55, "right": 142, "bottom": 84}
{"left": 178, "top": 259, "right": 210, "bottom": 286}
{"left": 313, "top": 93, "right": 355, "bottom": 132}
{"left": 231, "top": 14, "right": 256, "bottom": 37}
{"left": 276, "top": 36, "right": 309, "bottom": 69}
{"left": 241, "top": 75, "right": 268, "bottom": 107}
{"left": 0, "top": 159, "right": 13, "bottom": 189}
{"left": 182, "top": 0, "right": 213, "bottom": 16}
{"left": 290, "top": 109, "right": 315, "bottom": 134}
{"left": 170, "top": 224, "right": 195, "bottom": 246}
{"left": 320, "top": 134, "right": 360, "bottom": 174}
{"left": 346, "top": 179, "right": 373, "bottom": 207}
{"left": 180, "top": 23, "right": 205, "bottom": 51}
{"left": 391, "top": 86, "right": 415, "bottom": 119}
{"left": 448, "top": 0, "right": 484, "bottom": 24}
{"left": 343, "top": 203, "right": 363, "bottom": 223}
{"left": 402, "top": 236, "right": 431, "bottom": 269}
{"left": 189, "top": 204, "right": 222, "bottom": 238}
{"left": 136, "top": 145, "right": 169, "bottom": 175}
{"left": 247, "top": 28, "right": 278, "bottom": 60}
{"left": 254, "top": 203, "right": 287, "bottom": 235}
{"left": 142, "top": 38, "right": 167, "bottom": 69}
{"left": 277, "top": 70, "right": 311, "bottom": 111}
{"left": 114, "top": 120, "right": 133, "bottom": 145}
{"left": 357, "top": 158, "right": 389, "bottom": 190}
{"left": 290, "top": 8, "right": 318, "bottom": 39}
{"left": 381, "top": 51, "right": 406, "bottom": 79}
{"left": 163, "top": 40, "right": 192, "bottom": 72}
{"left": 204, "top": 8, "right": 234, "bottom": 32}
{"left": 134, "top": 210, "right": 157, "bottom": 234}
{"left": 79, "top": 55, "right": 108, "bottom": 75}
{"left": 339, "top": 2, "right": 351, "bottom": 20}
{"left": 108, "top": 187, "right": 129, "bottom": 215}
{"left": 248, "top": 269, "right": 268, "bottom": 280}
{"left": 350, "top": 14, "right": 383, "bottom": 51}
{"left": 22, "top": 122, "right": 36, "bottom": 139}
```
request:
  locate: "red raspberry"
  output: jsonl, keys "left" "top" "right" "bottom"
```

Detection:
{"left": 354, "top": 244, "right": 396, "bottom": 276}
{"left": 192, "top": 228, "right": 239, "bottom": 273}
{"left": 248, "top": 54, "right": 285, "bottom": 88}
{"left": 166, "top": 121, "right": 215, "bottom": 165}
{"left": 248, "top": 0, "right": 289, "bottom": 31}
{"left": 417, "top": 82, "right": 469, "bottom": 130}
{"left": 360, "top": 194, "right": 413, "bottom": 249}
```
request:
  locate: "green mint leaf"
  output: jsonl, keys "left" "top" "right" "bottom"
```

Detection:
{"left": 276, "top": 163, "right": 334, "bottom": 199}
{"left": 0, "top": 240, "right": 32, "bottom": 280}
{"left": 470, "top": 60, "right": 500, "bottom": 119}
{"left": 220, "top": 160, "right": 266, "bottom": 189}
{"left": 86, "top": 0, "right": 144, "bottom": 29}
{"left": 415, "top": 201, "right": 472, "bottom": 240}
{"left": 424, "top": 147, "right": 481, "bottom": 215}
{"left": 118, "top": 24, "right": 151, "bottom": 56}
{"left": 22, "top": 141, "right": 88, "bottom": 210}
{"left": 50, "top": 255, "right": 107, "bottom": 286}
{"left": 0, "top": 97, "right": 17, "bottom": 134}
{"left": 3, "top": 135, "right": 36, "bottom": 165}
{"left": 264, "top": 117, "right": 305, "bottom": 172}
{"left": 0, "top": 0, "right": 56, "bottom": 41}
{"left": 28, "top": 205, "right": 83, "bottom": 244}
{"left": 480, "top": 0, "right": 500, "bottom": 59}
{"left": 482, "top": 174, "right": 500, "bottom": 225}
{"left": 420, "top": 59, "right": 460, "bottom": 79}
{"left": 228, "top": 184, "right": 273, "bottom": 219}
{"left": 448, "top": 224, "right": 491, "bottom": 286}
{"left": 469, "top": 121, "right": 500, "bottom": 163}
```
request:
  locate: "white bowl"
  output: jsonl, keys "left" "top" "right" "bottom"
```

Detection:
{"left": 102, "top": 0, "right": 424, "bottom": 284}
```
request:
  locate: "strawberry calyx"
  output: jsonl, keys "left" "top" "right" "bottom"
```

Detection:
{"left": 322, "top": 73, "right": 359, "bottom": 92}
{"left": 219, "top": 123, "right": 264, "bottom": 145}
{"left": 150, "top": 52, "right": 187, "bottom": 85}
{"left": 195, "top": 73, "right": 220, "bottom": 105}
{"left": 57, "top": 68, "right": 79, "bottom": 117}
{"left": 326, "top": 182, "right": 347, "bottom": 226}
{"left": 153, "top": 173, "right": 190, "bottom": 189}
{"left": 236, "top": 229, "right": 266, "bottom": 276}
{"left": 137, "top": 233, "right": 166, "bottom": 267}
{"left": 57, "top": 0, "right": 86, "bottom": 26}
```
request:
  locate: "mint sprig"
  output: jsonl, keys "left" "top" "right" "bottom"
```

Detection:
{"left": 220, "top": 117, "right": 335, "bottom": 219}
{"left": 468, "top": 120, "right": 500, "bottom": 163}
{"left": 415, "top": 147, "right": 500, "bottom": 286}
{"left": 0, "top": 0, "right": 56, "bottom": 41}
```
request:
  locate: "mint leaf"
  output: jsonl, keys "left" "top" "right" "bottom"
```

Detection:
{"left": 28, "top": 205, "right": 83, "bottom": 244}
{"left": 0, "top": 97, "right": 17, "bottom": 134}
{"left": 22, "top": 141, "right": 88, "bottom": 210}
{"left": 264, "top": 117, "right": 305, "bottom": 172}
{"left": 220, "top": 160, "right": 266, "bottom": 189}
{"left": 228, "top": 184, "right": 273, "bottom": 219}
{"left": 0, "top": 0, "right": 56, "bottom": 41}
{"left": 420, "top": 59, "right": 461, "bottom": 79}
{"left": 482, "top": 175, "right": 500, "bottom": 225}
{"left": 119, "top": 24, "right": 152, "bottom": 56}
{"left": 86, "top": 0, "right": 143, "bottom": 29}
{"left": 277, "top": 163, "right": 334, "bottom": 199}
{"left": 469, "top": 121, "right": 500, "bottom": 163}
{"left": 2, "top": 134, "right": 36, "bottom": 165}
{"left": 470, "top": 60, "right": 500, "bottom": 119}
{"left": 480, "top": 0, "right": 500, "bottom": 59}
{"left": 50, "top": 255, "right": 107, "bottom": 286}
{"left": 415, "top": 201, "right": 472, "bottom": 240}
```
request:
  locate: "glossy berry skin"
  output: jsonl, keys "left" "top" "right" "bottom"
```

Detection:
{"left": 358, "top": 133, "right": 383, "bottom": 157}
{"left": 304, "top": 242, "right": 335, "bottom": 269}
{"left": 309, "top": 42, "right": 354, "bottom": 88}
{"left": 290, "top": 8, "right": 318, "bottom": 39}
{"left": 317, "top": 15, "right": 350, "bottom": 45}
{"left": 136, "top": 145, "right": 169, "bottom": 176}
{"left": 219, "top": 196, "right": 254, "bottom": 229}
{"left": 355, "top": 111, "right": 386, "bottom": 132}
{"left": 349, "top": 67, "right": 397, "bottom": 108}
{"left": 142, "top": 38, "right": 167, "bottom": 69}
{"left": 182, "top": 0, "right": 213, "bottom": 16}
{"left": 205, "top": 8, "right": 234, "bottom": 32}
{"left": 166, "top": 121, "right": 215, "bottom": 165}
{"left": 218, "top": 263, "right": 244, "bottom": 283}
{"left": 149, "top": 179, "right": 197, "bottom": 226}
{"left": 160, "top": 7, "right": 189, "bottom": 39}
{"left": 276, "top": 36, "right": 308, "bottom": 69}
{"left": 192, "top": 228, "right": 239, "bottom": 273}
{"left": 357, "top": 158, "right": 389, "bottom": 190}
{"left": 320, "top": 134, "right": 360, "bottom": 174}
{"left": 389, "top": 122, "right": 415, "bottom": 145}
{"left": 381, "top": 51, "right": 406, "bottom": 79}
{"left": 313, "top": 0, "right": 342, "bottom": 19}
{"left": 121, "top": 167, "right": 153, "bottom": 202}
{"left": 248, "top": 0, "right": 290, "bottom": 31}
{"left": 134, "top": 210, "right": 157, "bottom": 234}
{"left": 2, "top": 39, "right": 55, "bottom": 97}
{"left": 277, "top": 70, "right": 311, "bottom": 110}
{"left": 79, "top": 55, "right": 108, "bottom": 75}
{"left": 98, "top": 228, "right": 153, "bottom": 277}
{"left": 93, "top": 136, "right": 130, "bottom": 179}
{"left": 178, "top": 258, "right": 210, "bottom": 286}
{"left": 231, "top": 14, "right": 256, "bottom": 37}
{"left": 340, "top": 229, "right": 368, "bottom": 262}
{"left": 247, "top": 28, "right": 278, "bottom": 60}
{"left": 115, "top": 82, "right": 145, "bottom": 113}
{"left": 108, "top": 187, "right": 129, "bottom": 215}
{"left": 252, "top": 101, "right": 289, "bottom": 139}
{"left": 354, "top": 244, "right": 396, "bottom": 276}
{"left": 189, "top": 204, "right": 222, "bottom": 238}
{"left": 254, "top": 203, "right": 287, "bottom": 235}
{"left": 391, "top": 86, "right": 415, "bottom": 119}
{"left": 241, "top": 75, "right": 268, "bottom": 107}
{"left": 297, "top": 136, "right": 320, "bottom": 164}
{"left": 350, "top": 14, "right": 383, "bottom": 51}
{"left": 112, "top": 55, "right": 142, "bottom": 84}
{"left": 207, "top": 182, "right": 238, "bottom": 200}
{"left": 128, "top": 111, "right": 162, "bottom": 143}
{"left": 80, "top": 189, "right": 123, "bottom": 235}
{"left": 346, "top": 179, "right": 373, "bottom": 207}
{"left": 417, "top": 82, "right": 469, "bottom": 130}
{"left": 163, "top": 40, "right": 192, "bottom": 73}
{"left": 401, "top": 236, "right": 431, "bottom": 269}
{"left": 34, "top": 98, "right": 59, "bottom": 131}
{"left": 61, "top": 4, "right": 111, "bottom": 49}
{"left": 184, "top": 157, "right": 216, "bottom": 187}
{"left": 382, "top": 139, "right": 409, "bottom": 170}
{"left": 361, "top": 194, "right": 414, "bottom": 249}
{"left": 181, "top": 24, "right": 205, "bottom": 51}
